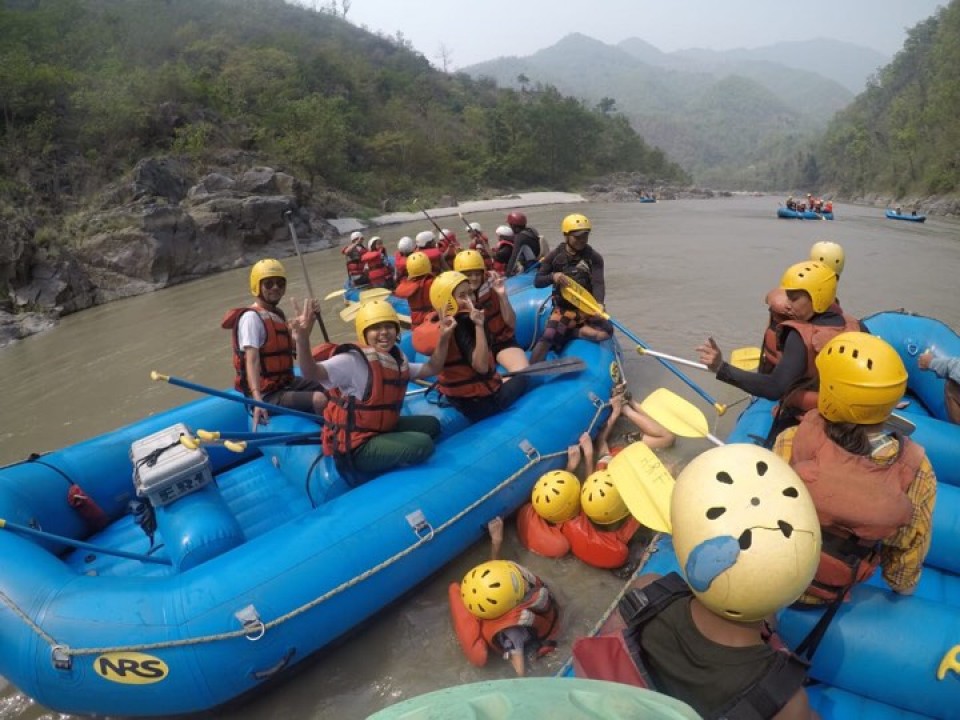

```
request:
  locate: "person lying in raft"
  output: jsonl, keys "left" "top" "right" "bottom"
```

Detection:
{"left": 573, "top": 444, "right": 821, "bottom": 719}
{"left": 453, "top": 249, "right": 529, "bottom": 373}
{"left": 760, "top": 241, "right": 846, "bottom": 374}
{"left": 290, "top": 297, "right": 454, "bottom": 481}
{"left": 698, "top": 260, "right": 861, "bottom": 438}
{"left": 413, "top": 271, "right": 530, "bottom": 423}
{"left": 530, "top": 213, "right": 612, "bottom": 364}
{"left": 449, "top": 516, "right": 560, "bottom": 676}
{"left": 774, "top": 332, "right": 937, "bottom": 606}
{"left": 516, "top": 385, "right": 674, "bottom": 571}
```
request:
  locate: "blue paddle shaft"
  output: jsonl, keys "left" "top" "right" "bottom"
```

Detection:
{"left": 159, "top": 374, "right": 321, "bottom": 423}
{"left": 1, "top": 521, "right": 171, "bottom": 566}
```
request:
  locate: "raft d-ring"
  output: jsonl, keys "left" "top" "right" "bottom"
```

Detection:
{"left": 518, "top": 439, "right": 541, "bottom": 463}
{"left": 234, "top": 604, "right": 265, "bottom": 642}
{"left": 937, "top": 644, "right": 960, "bottom": 681}
{"left": 406, "top": 509, "right": 434, "bottom": 541}
{"left": 51, "top": 645, "right": 72, "bottom": 671}
{"left": 905, "top": 339, "right": 920, "bottom": 356}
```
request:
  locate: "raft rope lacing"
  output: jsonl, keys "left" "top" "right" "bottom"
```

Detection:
{"left": 0, "top": 392, "right": 611, "bottom": 661}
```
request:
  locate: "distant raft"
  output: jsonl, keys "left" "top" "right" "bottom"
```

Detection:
{"left": 885, "top": 209, "right": 927, "bottom": 223}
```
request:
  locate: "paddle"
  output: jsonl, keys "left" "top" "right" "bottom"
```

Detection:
{"left": 636, "top": 346, "right": 762, "bottom": 372}
{"left": 324, "top": 289, "right": 348, "bottom": 300}
{"left": 606, "top": 442, "right": 675, "bottom": 533}
{"left": 414, "top": 198, "right": 453, "bottom": 243}
{"left": 502, "top": 356, "right": 585, "bottom": 378}
{"left": 151, "top": 371, "right": 323, "bottom": 423}
{"left": 220, "top": 433, "right": 320, "bottom": 453}
{"left": 558, "top": 280, "right": 727, "bottom": 415}
{"left": 285, "top": 211, "right": 329, "bottom": 343}
{"left": 196, "top": 429, "right": 317, "bottom": 442}
{"left": 639, "top": 388, "right": 724, "bottom": 446}
{"left": 0, "top": 518, "right": 172, "bottom": 566}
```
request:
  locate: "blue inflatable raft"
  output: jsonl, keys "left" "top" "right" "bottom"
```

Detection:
{"left": 777, "top": 207, "right": 834, "bottom": 220}
{"left": 886, "top": 209, "right": 926, "bottom": 223}
{"left": 0, "top": 283, "right": 620, "bottom": 717}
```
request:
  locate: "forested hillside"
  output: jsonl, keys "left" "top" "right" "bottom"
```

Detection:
{"left": 815, "top": 1, "right": 960, "bottom": 198}
{"left": 0, "top": 0, "right": 684, "bottom": 218}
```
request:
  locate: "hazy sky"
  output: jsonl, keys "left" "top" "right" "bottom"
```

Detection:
{"left": 323, "top": 0, "right": 946, "bottom": 70}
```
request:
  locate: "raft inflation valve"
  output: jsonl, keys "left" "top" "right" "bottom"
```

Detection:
{"left": 52, "top": 645, "right": 72, "bottom": 670}
{"left": 406, "top": 509, "right": 434, "bottom": 541}
{"left": 235, "top": 605, "right": 265, "bottom": 641}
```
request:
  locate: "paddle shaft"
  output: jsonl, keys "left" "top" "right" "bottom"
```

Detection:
{"left": 152, "top": 372, "right": 322, "bottom": 423}
{"left": 638, "top": 347, "right": 708, "bottom": 371}
{"left": 198, "top": 429, "right": 318, "bottom": 441}
{"left": 224, "top": 432, "right": 321, "bottom": 452}
{"left": 285, "top": 211, "right": 330, "bottom": 342}
{"left": 0, "top": 519, "right": 172, "bottom": 566}
{"left": 415, "top": 200, "right": 450, "bottom": 240}
{"left": 612, "top": 319, "right": 726, "bottom": 414}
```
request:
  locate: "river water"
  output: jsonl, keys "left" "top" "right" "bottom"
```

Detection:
{"left": 1, "top": 195, "right": 957, "bottom": 719}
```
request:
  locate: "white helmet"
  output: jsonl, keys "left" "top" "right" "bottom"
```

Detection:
{"left": 495, "top": 225, "right": 514, "bottom": 238}
{"left": 469, "top": 222, "right": 482, "bottom": 232}
{"left": 350, "top": 230, "right": 364, "bottom": 242}
{"left": 415, "top": 230, "right": 435, "bottom": 248}
{"left": 397, "top": 236, "right": 415, "bottom": 254}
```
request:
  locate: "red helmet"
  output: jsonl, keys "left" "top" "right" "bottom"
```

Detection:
{"left": 506, "top": 211, "right": 527, "bottom": 228}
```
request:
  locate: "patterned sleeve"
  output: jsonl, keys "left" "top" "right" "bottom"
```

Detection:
{"left": 881, "top": 457, "right": 938, "bottom": 593}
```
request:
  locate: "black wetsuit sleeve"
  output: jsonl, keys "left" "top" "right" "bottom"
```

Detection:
{"left": 590, "top": 251, "right": 606, "bottom": 303}
{"left": 715, "top": 330, "right": 808, "bottom": 399}
{"left": 534, "top": 248, "right": 559, "bottom": 288}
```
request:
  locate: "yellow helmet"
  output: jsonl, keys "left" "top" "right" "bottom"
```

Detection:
{"left": 453, "top": 249, "right": 486, "bottom": 273}
{"left": 531, "top": 470, "right": 581, "bottom": 524}
{"left": 580, "top": 469, "right": 629, "bottom": 526}
{"left": 809, "top": 241, "right": 845, "bottom": 276}
{"left": 779, "top": 261, "right": 837, "bottom": 314}
{"left": 355, "top": 299, "right": 401, "bottom": 344}
{"left": 429, "top": 271, "right": 469, "bottom": 316}
{"left": 460, "top": 560, "right": 527, "bottom": 620}
{"left": 671, "top": 445, "right": 821, "bottom": 622}
{"left": 816, "top": 332, "right": 907, "bottom": 424}
{"left": 249, "top": 259, "right": 286, "bottom": 297}
{"left": 561, "top": 213, "right": 592, "bottom": 235}
{"left": 406, "top": 251, "right": 432, "bottom": 279}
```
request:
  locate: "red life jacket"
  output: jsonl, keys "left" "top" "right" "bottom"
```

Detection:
{"left": 362, "top": 249, "right": 393, "bottom": 288}
{"left": 394, "top": 252, "right": 408, "bottom": 280}
{"left": 436, "top": 316, "right": 502, "bottom": 399}
{"left": 394, "top": 276, "right": 434, "bottom": 327}
{"left": 790, "top": 411, "right": 922, "bottom": 601}
{"left": 516, "top": 503, "right": 572, "bottom": 558}
{"left": 422, "top": 246, "right": 443, "bottom": 274}
{"left": 759, "top": 289, "right": 792, "bottom": 373}
{"left": 449, "top": 572, "right": 560, "bottom": 667}
{"left": 476, "top": 287, "right": 515, "bottom": 346}
{"left": 777, "top": 311, "right": 861, "bottom": 412}
{"left": 321, "top": 344, "right": 410, "bottom": 456}
{"left": 572, "top": 573, "right": 809, "bottom": 719}
{"left": 492, "top": 238, "right": 514, "bottom": 274}
{"left": 562, "top": 513, "right": 641, "bottom": 569}
{"left": 343, "top": 245, "right": 366, "bottom": 284}
{"left": 221, "top": 306, "right": 294, "bottom": 395}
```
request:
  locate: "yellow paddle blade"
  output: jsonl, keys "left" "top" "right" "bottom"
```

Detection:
{"left": 358, "top": 288, "right": 392, "bottom": 302}
{"left": 730, "top": 347, "right": 761, "bottom": 371}
{"left": 639, "top": 388, "right": 710, "bottom": 439}
{"left": 607, "top": 442, "right": 674, "bottom": 533}
{"left": 339, "top": 302, "right": 362, "bottom": 322}
{"left": 323, "top": 288, "right": 348, "bottom": 300}
{"left": 559, "top": 279, "right": 609, "bottom": 319}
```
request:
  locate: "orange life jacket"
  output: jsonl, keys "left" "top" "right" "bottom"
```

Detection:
{"left": 394, "top": 275, "right": 434, "bottom": 327}
{"left": 222, "top": 306, "right": 294, "bottom": 395}
{"left": 493, "top": 238, "right": 514, "bottom": 274}
{"left": 343, "top": 245, "right": 366, "bottom": 284}
{"left": 790, "top": 411, "right": 922, "bottom": 601}
{"left": 562, "top": 513, "right": 641, "bottom": 569}
{"left": 321, "top": 344, "right": 410, "bottom": 456}
{"left": 470, "top": 235, "right": 495, "bottom": 270}
{"left": 394, "top": 251, "right": 408, "bottom": 280}
{"left": 422, "top": 246, "right": 443, "bottom": 274}
{"left": 361, "top": 249, "right": 392, "bottom": 288}
{"left": 436, "top": 315, "right": 502, "bottom": 399}
{"left": 516, "top": 503, "right": 572, "bottom": 558}
{"left": 777, "top": 311, "right": 861, "bottom": 412}
{"left": 476, "top": 287, "right": 515, "bottom": 346}
{"left": 449, "top": 572, "right": 560, "bottom": 667}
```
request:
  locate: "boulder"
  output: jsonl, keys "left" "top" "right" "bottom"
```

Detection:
{"left": 131, "top": 157, "right": 190, "bottom": 203}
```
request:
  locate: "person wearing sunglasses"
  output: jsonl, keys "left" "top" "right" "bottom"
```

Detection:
{"left": 222, "top": 259, "right": 328, "bottom": 427}
{"left": 530, "top": 213, "right": 612, "bottom": 364}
